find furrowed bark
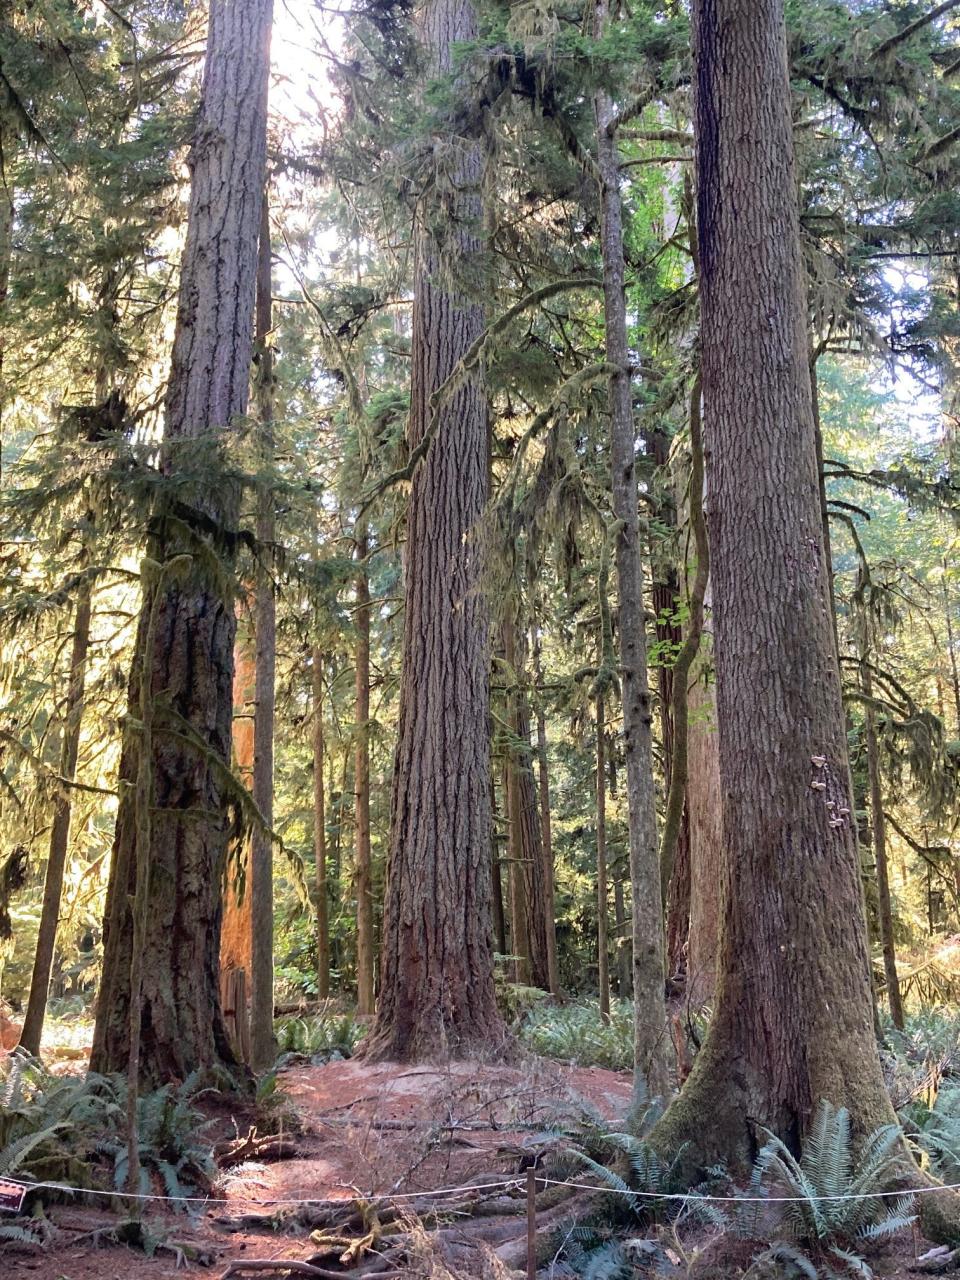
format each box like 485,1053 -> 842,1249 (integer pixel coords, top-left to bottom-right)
652,0 -> 896,1165
92,0 -> 274,1084
360,0 -> 502,1060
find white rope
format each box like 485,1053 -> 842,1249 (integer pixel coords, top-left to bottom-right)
8,1171 -> 959,1209
537,1175 -> 952,1203
10,1175 -> 525,1207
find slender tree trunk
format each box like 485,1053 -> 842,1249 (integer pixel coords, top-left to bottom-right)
594,14 -> 670,1101
313,649 -> 330,999
0,137 -> 11,490
250,191 -> 276,1071
360,0 -> 502,1060
596,695 -> 611,1023
531,630 -> 559,996
354,526 -> 375,1015
503,613 -> 551,990
20,578 -> 93,1056
861,657 -> 904,1029
685,622 -> 722,1006
220,630 -> 255,1062
491,776 -> 508,959
652,0 -> 895,1164
943,559 -> 960,737
649,429 -> 692,989
505,755 -> 531,986
91,0 -> 274,1083
613,870 -> 630,996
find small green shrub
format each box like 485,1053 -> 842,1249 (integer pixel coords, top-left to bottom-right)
904,1083 -> 960,1180
750,1100 -> 915,1278
520,1000 -> 634,1071
0,1053 -> 216,1206
274,1012 -> 363,1062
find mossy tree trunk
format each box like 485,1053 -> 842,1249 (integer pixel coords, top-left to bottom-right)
91,0 -> 274,1085
651,0 -> 896,1163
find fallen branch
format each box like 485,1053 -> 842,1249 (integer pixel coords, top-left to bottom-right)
215,1126 -> 300,1168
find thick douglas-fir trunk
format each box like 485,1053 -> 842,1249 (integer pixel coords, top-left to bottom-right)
594,9 -> 670,1100
91,0 -> 274,1084
21,578 -> 92,1056
360,0 -> 502,1060
653,0 -> 895,1163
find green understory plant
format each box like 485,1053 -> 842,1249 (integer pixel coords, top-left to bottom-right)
750,1100 -> 915,1278
0,1053 -> 217,1207
274,1012 -> 363,1063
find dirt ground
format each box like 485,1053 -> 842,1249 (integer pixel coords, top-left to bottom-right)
1,1052 -> 941,1279
3,1054 -> 636,1279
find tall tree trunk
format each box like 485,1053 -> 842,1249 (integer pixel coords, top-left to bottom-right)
595,695 -> 611,1023
659,381 -> 708,1004
91,0 -> 274,1084
250,190 -> 276,1071
652,0 -> 895,1164
0,134 -> 11,491
20,578 -> 93,1056
505,755 -> 531,986
861,656 -> 904,1029
650,429 -> 692,990
943,558 -> 960,737
360,0 -> 502,1060
503,613 -> 551,990
491,775 -> 508,959
220,630 -> 256,1063
531,630 -> 560,996
594,11 -> 670,1101
685,620 -> 722,1006
354,526 -> 375,1015
313,649 -> 330,999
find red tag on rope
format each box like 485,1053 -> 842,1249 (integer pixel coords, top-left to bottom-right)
0,1180 -> 27,1214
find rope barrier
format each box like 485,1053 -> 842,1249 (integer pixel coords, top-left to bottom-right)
6,1170 -> 958,1210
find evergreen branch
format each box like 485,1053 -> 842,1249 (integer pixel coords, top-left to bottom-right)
871,0 -> 960,61
924,124 -> 960,160
883,810 -> 951,860
357,277 -> 603,518
499,362 -> 617,510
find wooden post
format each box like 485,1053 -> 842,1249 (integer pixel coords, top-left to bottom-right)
526,1166 -> 536,1280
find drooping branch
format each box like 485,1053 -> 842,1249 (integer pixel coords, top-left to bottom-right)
871,0 -> 960,61
357,277 -> 603,518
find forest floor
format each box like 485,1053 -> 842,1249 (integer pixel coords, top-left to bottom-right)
2,1037 -> 941,1279
6,1052 -> 637,1279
